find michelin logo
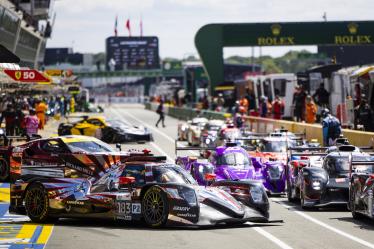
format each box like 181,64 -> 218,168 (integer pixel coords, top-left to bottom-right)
173,206 -> 190,212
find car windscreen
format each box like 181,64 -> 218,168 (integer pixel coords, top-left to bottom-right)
261,140 -> 287,152
329,156 -> 372,173
152,165 -> 197,185
216,152 -> 251,168
66,140 -> 115,153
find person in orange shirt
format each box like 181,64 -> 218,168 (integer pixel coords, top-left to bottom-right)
35,100 -> 48,129
239,97 -> 249,114
305,95 -> 317,124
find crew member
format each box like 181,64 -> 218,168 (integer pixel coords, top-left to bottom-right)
321,108 -> 341,146
155,100 -> 166,128
35,100 -> 48,129
305,95 -> 317,124
24,109 -> 39,136
0,104 -> 16,136
354,96 -> 374,131
272,95 -> 284,120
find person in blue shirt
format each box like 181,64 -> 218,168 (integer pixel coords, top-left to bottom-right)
321,108 -> 342,146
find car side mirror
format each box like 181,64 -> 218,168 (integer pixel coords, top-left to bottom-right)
205,173 -> 216,185
118,176 -> 136,191
116,143 -> 122,151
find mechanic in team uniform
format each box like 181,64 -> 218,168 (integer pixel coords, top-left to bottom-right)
354,96 -> 374,131
321,108 -> 342,146
0,104 -> 16,135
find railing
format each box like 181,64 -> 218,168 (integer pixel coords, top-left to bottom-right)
145,103 -> 374,146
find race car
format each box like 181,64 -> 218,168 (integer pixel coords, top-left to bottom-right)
178,117 -> 208,146
58,116 -> 153,143
10,152 -> 269,227
287,145 -> 373,209
175,142 -> 269,217
348,160 -> 374,220
0,133 -> 42,181
200,119 -> 226,148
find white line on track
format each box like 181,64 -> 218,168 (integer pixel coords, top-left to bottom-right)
112,107 -> 199,156
112,106 -> 294,249
273,200 -> 374,248
247,222 -> 293,249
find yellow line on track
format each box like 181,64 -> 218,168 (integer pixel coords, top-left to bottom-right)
16,224 -> 37,240
37,224 -> 54,244
0,188 -> 10,202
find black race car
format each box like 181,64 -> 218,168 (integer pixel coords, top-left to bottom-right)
58,116 -> 153,143
287,146 -> 373,209
349,160 -> 374,220
10,148 -> 269,227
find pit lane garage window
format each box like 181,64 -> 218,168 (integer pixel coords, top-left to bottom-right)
66,140 -> 115,153
121,165 -> 146,186
152,165 -> 197,184
216,152 -> 251,168
260,140 -> 287,153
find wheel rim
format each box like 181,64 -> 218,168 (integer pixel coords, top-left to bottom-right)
143,190 -> 165,224
26,188 -> 46,217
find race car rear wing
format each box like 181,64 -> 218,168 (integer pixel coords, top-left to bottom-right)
0,134 -> 42,146
174,140 -> 216,155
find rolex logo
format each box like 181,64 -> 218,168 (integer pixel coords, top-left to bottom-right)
347,22 -> 358,35
271,24 -> 282,36
15,71 -> 21,80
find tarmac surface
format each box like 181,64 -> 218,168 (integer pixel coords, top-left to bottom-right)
2,104 -> 374,249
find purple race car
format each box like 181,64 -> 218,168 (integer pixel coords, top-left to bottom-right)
176,140 -> 286,194
175,141 -> 269,220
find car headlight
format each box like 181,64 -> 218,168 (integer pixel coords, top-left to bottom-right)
205,138 -> 211,144
312,181 -> 321,190
250,186 -> 264,203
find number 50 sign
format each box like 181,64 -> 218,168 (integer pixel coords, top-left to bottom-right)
4,69 -> 50,82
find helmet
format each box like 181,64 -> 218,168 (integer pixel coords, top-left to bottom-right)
321,108 -> 330,118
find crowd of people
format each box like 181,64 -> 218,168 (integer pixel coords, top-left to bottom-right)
0,94 -> 77,137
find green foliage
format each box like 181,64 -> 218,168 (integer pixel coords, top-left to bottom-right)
225,50 -> 329,73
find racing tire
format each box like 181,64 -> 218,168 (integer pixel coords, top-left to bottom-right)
350,189 -> 363,220
142,186 -> 169,228
24,183 -> 56,223
300,191 -> 312,210
286,180 -> 295,202
0,159 -> 9,182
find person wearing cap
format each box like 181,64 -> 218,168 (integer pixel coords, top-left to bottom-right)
354,95 -> 374,131
305,95 -> 317,124
321,108 -> 341,146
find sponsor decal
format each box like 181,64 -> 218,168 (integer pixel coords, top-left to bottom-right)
66,200 -> 84,205
173,206 -> 190,212
65,162 -> 94,176
176,213 -> 197,218
334,23 -> 372,45
257,24 -> 295,46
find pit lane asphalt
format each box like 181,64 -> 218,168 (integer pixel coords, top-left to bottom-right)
46,104 -> 374,249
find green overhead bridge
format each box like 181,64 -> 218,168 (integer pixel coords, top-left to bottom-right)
195,21 -> 374,95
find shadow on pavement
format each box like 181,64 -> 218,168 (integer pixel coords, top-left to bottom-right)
330,216 -> 374,230
272,198 -> 349,213
50,218 -> 283,231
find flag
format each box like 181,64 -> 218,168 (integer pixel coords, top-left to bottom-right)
140,15 -> 143,37
126,19 -> 131,37
114,15 -> 118,36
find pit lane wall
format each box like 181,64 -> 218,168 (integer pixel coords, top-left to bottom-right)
145,103 -> 374,146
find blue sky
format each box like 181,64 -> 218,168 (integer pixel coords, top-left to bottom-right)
48,0 -> 374,59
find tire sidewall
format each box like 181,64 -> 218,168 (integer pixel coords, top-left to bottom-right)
142,186 -> 169,227
25,183 -> 50,223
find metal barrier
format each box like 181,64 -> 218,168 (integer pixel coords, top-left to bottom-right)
144,103 -> 374,146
